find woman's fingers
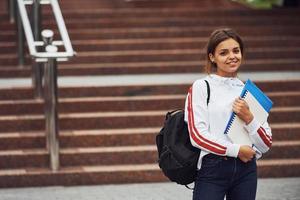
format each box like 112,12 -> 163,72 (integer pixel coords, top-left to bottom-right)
232,98 -> 253,124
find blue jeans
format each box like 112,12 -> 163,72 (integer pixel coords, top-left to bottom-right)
193,154 -> 257,200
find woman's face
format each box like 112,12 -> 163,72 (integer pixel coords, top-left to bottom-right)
209,38 -> 242,77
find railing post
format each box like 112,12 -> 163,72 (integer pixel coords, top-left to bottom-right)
33,0 -> 41,40
44,44 -> 60,171
8,0 -> 16,23
16,1 -> 24,66
42,30 -> 59,171
42,29 -> 54,151
32,0 -> 43,98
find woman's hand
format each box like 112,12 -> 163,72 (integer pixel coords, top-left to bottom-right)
232,97 -> 254,124
238,145 -> 256,163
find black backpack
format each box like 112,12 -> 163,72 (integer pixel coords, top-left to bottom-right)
156,80 -> 210,185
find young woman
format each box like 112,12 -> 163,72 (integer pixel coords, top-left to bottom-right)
184,28 -> 272,200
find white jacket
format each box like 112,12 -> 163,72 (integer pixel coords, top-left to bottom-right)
184,74 -> 272,169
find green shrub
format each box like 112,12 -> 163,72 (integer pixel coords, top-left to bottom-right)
234,0 -> 283,9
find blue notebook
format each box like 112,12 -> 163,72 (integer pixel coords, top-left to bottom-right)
224,79 -> 273,146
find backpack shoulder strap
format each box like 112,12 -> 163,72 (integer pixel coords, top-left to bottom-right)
204,80 -> 210,105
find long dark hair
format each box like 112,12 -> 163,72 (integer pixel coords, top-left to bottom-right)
205,28 -> 244,74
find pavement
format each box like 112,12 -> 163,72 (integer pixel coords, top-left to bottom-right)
0,178 -> 299,200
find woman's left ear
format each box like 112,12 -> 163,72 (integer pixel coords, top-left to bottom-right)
209,53 -> 214,63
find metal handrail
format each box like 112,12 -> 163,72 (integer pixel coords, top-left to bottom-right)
17,0 -> 75,61
10,0 -> 75,171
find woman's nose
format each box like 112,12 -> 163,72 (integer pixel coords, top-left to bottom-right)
228,51 -> 235,59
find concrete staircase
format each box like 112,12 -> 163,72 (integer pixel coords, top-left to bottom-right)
0,0 -> 299,187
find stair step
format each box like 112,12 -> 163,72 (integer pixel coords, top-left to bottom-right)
0,140 -> 299,169
3,7 -> 300,20
0,123 -> 299,150
263,141 -> 300,160
1,59 -> 300,77
61,26 -> 300,39
59,142 -> 300,165
0,95 -> 184,115
4,47 -> 300,59
0,163 -> 166,187
2,16 -> 300,30
44,8 -> 300,19
257,158 -> 300,178
269,107 -> 300,123
60,145 -> 157,167
0,80 -> 299,100
52,0 -> 248,9
35,20 -> 300,30
0,131 -> 46,150
2,37 -> 300,53
0,128 -> 158,150
2,48 -> 300,66
0,107 -> 298,132
0,145 -> 156,169
271,123 -> 300,141
69,37 -> 300,50
0,158 -> 299,187
59,127 -> 159,148
0,59 -> 300,70
1,27 -> 300,42
0,149 -> 48,169
0,92 -> 299,115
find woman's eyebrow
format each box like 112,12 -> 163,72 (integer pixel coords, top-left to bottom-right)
219,48 -> 229,51
219,46 -> 240,51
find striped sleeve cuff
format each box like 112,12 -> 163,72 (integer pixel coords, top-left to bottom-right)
226,143 -> 241,158
244,118 -> 260,133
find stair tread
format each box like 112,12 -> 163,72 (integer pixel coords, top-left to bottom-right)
23,7 -> 300,14
0,158 -> 300,176
62,127 -> 159,136
61,145 -> 156,154
13,17 -> 299,26
270,123 -> 300,129
0,140 -> 299,154
2,58 -> 300,71
0,127 -> 159,137
0,145 -> 156,155
0,79 -> 299,93
61,141 -> 300,153
0,107 -> 299,119
1,123 -> 300,137
0,163 -> 159,176
0,149 -> 47,156
46,25 -> 300,33
0,91 -> 300,104
257,158 -> 300,166
2,48 -> 300,59
0,110 -> 166,119
1,36 -> 299,47
0,94 -> 185,105
1,61 -> 202,70
68,48 -> 300,57
273,141 -> 300,146
2,25 -> 300,34
271,107 -> 300,112
0,115 -> 44,120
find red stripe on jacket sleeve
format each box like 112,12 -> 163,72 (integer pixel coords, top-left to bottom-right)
187,87 -> 227,155
257,127 -> 272,148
